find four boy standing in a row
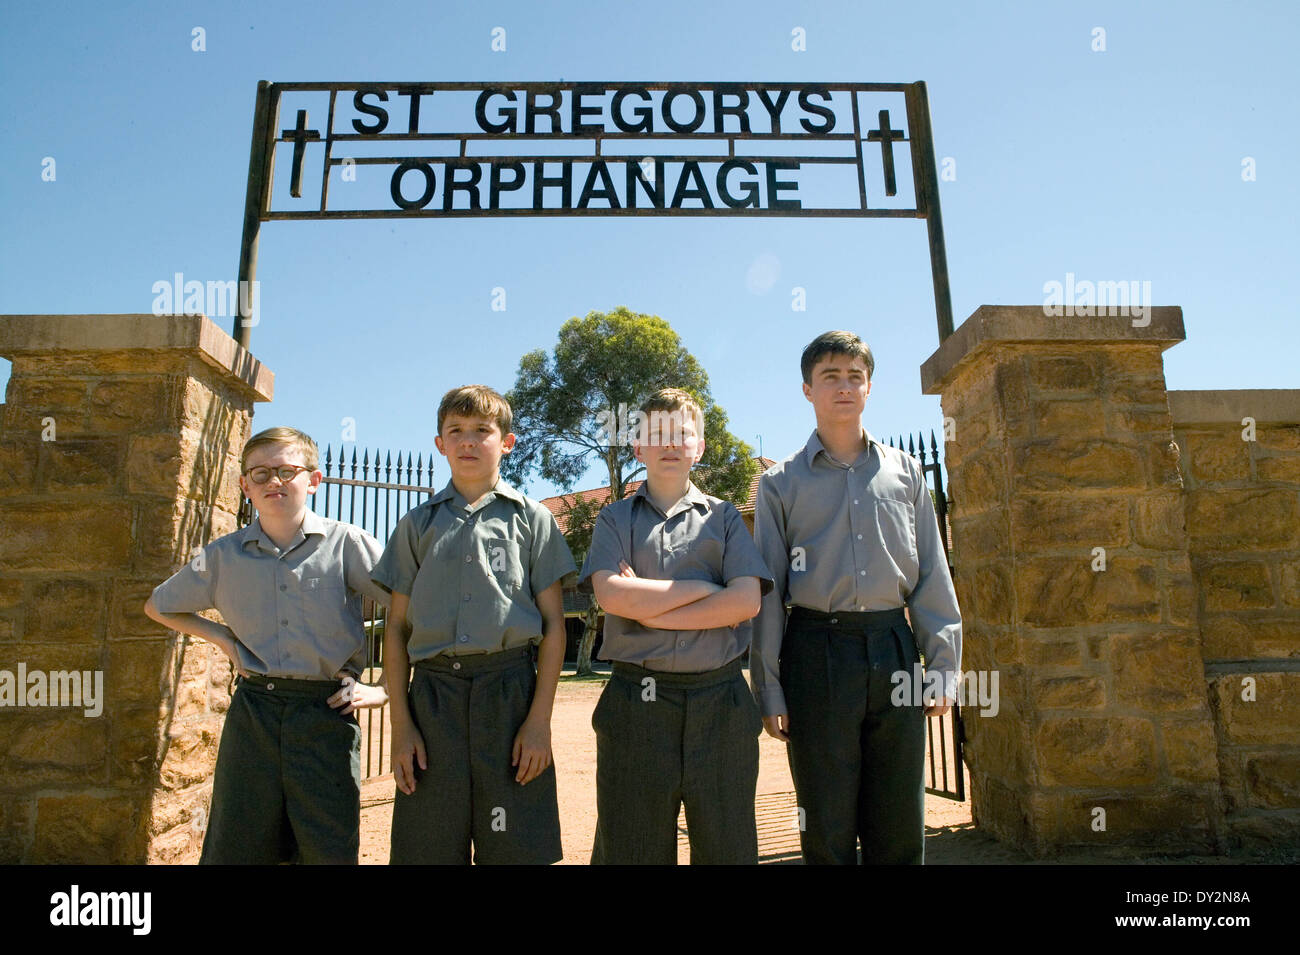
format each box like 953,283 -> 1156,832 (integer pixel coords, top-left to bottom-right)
146,329 -> 961,865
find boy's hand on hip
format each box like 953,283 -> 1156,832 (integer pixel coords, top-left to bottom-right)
924,697 -> 954,717
512,716 -> 553,785
391,716 -> 427,796
327,672 -> 389,716
763,714 -> 790,742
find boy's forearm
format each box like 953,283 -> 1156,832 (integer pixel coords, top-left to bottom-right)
146,604 -> 239,657
382,618 -> 413,724
594,574 -> 718,619
640,578 -> 761,630
526,622 -> 565,724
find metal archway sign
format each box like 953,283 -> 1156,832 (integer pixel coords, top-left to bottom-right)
234,80 -> 952,348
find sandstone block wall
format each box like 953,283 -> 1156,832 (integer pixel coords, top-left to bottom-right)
1170,389 -> 1300,847
0,315 -> 271,862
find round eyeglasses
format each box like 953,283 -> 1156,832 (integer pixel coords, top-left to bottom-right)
244,464 -> 312,485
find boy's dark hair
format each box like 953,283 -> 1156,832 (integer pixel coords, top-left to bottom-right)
437,384 -> 513,436
800,330 -> 875,384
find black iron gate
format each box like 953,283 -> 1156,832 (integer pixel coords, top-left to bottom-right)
887,430 -> 964,802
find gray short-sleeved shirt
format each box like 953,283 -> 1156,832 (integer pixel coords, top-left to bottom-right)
371,479 -> 577,662
150,509 -> 391,680
577,482 -> 774,673
751,428 -> 963,716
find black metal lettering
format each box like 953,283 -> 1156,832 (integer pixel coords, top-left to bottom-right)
476,88 -> 518,133
662,88 -> 705,134
390,160 -> 436,209
532,161 -> 572,208
398,86 -> 430,134
443,162 -> 483,211
352,88 -> 389,134
571,84 -> 604,135
713,87 -> 751,134
670,161 -> 713,208
755,89 -> 791,134
765,161 -> 801,209
526,89 -> 563,134
577,161 -> 620,209
797,87 -> 835,134
626,159 -> 663,209
717,159 -> 759,208
489,160 -> 526,209
611,87 -> 653,133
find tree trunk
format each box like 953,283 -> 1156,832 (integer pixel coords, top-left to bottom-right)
575,596 -> 601,676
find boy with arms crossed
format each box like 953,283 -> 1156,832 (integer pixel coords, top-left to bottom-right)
751,332 -> 962,865
145,426 -> 390,864
579,388 -> 773,864
375,385 -> 575,865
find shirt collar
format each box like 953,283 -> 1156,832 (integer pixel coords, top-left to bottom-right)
803,428 -> 878,468
242,508 -> 328,554
632,479 -> 710,518
431,477 -> 526,512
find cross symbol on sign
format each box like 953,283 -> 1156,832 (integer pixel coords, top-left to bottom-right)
866,109 -> 905,197
280,109 -> 321,199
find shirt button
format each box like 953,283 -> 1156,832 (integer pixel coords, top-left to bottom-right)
465,555 -> 473,563
857,534 -> 863,540
859,570 -> 866,576
452,661 -> 462,670
459,635 -> 469,643
678,640 -> 686,648
266,682 -> 275,691
854,499 -> 860,505
830,618 -> 838,624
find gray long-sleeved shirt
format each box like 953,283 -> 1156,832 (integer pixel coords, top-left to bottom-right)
751,428 -> 962,717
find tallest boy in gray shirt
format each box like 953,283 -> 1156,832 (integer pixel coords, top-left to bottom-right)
752,330 -> 962,865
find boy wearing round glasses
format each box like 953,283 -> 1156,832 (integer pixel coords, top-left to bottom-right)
144,426 -> 391,864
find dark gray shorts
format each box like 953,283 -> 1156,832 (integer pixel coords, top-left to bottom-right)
201,674 -> 361,865
591,655 -> 762,865
390,646 -> 562,865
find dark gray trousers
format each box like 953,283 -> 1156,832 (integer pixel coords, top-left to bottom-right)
591,656 -> 762,865
390,646 -> 562,865
201,675 -> 361,865
781,607 -> 926,865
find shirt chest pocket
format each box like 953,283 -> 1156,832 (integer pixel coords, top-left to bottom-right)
482,538 -> 525,592
874,498 -> 918,567
299,576 -> 349,631
664,532 -> 725,584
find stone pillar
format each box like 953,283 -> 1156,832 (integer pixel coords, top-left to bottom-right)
920,305 -> 1223,856
0,314 -> 272,862
1169,389 -> 1300,846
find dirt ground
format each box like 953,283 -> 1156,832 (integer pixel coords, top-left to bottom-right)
358,670 -> 1291,865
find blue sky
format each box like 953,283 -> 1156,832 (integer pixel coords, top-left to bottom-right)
2,0 -> 1296,500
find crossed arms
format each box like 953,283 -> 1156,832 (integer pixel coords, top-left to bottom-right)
591,561 -> 761,631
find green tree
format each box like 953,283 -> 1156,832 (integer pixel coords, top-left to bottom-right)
502,306 -> 758,674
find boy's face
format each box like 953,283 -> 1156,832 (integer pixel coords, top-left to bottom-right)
803,354 -> 872,425
436,413 -> 516,483
239,442 -> 321,518
633,409 -> 705,481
